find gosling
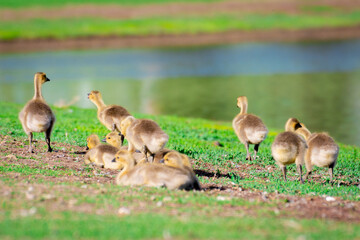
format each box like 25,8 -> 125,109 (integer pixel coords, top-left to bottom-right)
104,131 -> 144,164
88,90 -> 130,145
114,150 -> 198,190
161,151 -> 201,190
271,118 -> 307,183
120,116 -> 169,162
19,72 -> 55,153
84,134 -> 122,169
288,118 -> 339,181
232,96 -> 268,160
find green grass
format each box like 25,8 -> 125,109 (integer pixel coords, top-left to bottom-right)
2,12 -> 360,40
1,211 -> 359,239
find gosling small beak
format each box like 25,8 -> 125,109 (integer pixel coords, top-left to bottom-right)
87,93 -> 90,99
159,159 -> 165,164
85,146 -> 89,150
101,138 -> 106,143
46,78 -> 50,82
111,158 -> 116,163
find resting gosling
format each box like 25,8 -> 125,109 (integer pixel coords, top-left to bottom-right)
114,150 -> 197,190
19,72 -> 55,153
232,96 -> 268,160
84,134 -> 122,169
162,151 -> 201,190
271,118 -> 307,183
288,119 -> 339,181
104,131 -> 145,164
88,90 -> 130,145
120,116 -> 169,162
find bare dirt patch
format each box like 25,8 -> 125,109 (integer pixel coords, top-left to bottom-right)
1,134 -> 360,222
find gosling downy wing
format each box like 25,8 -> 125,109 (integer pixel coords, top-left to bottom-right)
271,132 -> 305,166
235,114 -> 268,144
100,105 -> 131,131
21,99 -> 55,133
307,133 -> 339,167
135,119 -> 169,153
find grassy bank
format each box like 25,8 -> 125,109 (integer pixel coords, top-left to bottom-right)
1,0 -> 360,41
1,101 -> 359,199
2,12 -> 360,40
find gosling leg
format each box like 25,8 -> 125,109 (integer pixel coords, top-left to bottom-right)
329,162 -> 335,182
253,143 -> 260,160
281,166 -> 287,182
297,164 -> 304,184
45,128 -> 53,152
245,142 -> 252,160
143,145 -> 149,162
28,132 -> 34,153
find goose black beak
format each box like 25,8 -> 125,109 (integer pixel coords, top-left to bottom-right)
111,158 -> 116,163
85,146 -> 89,150
101,138 -> 106,143
46,78 -> 50,82
159,159 -> 165,164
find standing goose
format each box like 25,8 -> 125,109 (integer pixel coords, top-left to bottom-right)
271,118 -> 307,183
232,96 -> 268,160
19,72 -> 55,153
88,90 -> 130,145
287,118 -> 339,181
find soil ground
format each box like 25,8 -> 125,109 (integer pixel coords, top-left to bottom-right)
1,0 -> 360,53
1,135 -> 359,222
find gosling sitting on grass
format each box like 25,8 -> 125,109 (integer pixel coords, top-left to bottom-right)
84,134 -> 122,169
120,116 -> 169,162
113,149 -> 200,190
288,118 -> 339,182
88,90 -> 131,146
19,72 -> 55,153
232,96 -> 268,160
162,151 -> 201,190
271,118 -> 307,183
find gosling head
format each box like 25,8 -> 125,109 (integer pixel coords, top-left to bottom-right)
285,118 -> 302,132
112,149 -> 131,165
120,116 -> 135,136
104,132 -> 122,147
34,72 -> 50,85
86,134 -> 101,150
87,90 -> 101,102
161,152 -> 185,169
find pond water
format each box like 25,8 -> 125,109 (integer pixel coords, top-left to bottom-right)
1,40 -> 360,146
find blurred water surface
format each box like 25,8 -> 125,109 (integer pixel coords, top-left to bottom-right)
1,40 -> 359,146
